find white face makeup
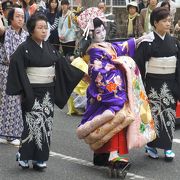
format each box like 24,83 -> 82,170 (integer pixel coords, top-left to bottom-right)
93,24 -> 106,43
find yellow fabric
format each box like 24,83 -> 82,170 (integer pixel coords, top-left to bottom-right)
127,13 -> 138,36
71,57 -> 88,96
67,96 -> 77,115
144,7 -> 152,33
67,57 -> 89,115
71,57 -> 88,74
140,102 -> 152,124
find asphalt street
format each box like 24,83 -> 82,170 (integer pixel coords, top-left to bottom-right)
0,105 -> 180,180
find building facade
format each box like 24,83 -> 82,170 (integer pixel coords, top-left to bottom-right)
70,0 -> 180,38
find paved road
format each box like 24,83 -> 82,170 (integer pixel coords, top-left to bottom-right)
0,106 -> 180,180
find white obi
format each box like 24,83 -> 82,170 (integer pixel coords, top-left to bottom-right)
26,66 -> 55,84
146,56 -> 177,74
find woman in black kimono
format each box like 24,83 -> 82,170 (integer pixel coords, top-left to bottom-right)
135,7 -> 180,161
6,13 -> 85,170
46,0 -> 61,50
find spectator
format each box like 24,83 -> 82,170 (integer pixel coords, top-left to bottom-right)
160,1 -> 174,34
140,0 -> 158,34
97,1 -> 117,40
1,0 -> 13,27
138,0 -> 148,13
12,0 -> 22,8
161,1 -> 170,11
21,0 -> 37,23
174,19 -> 180,40
157,0 -> 176,22
126,1 -> 143,38
58,0 -> 76,57
46,0 -> 61,50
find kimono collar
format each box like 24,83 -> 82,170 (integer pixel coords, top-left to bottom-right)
154,30 -> 166,40
39,42 -> 43,48
8,26 -> 24,36
136,31 -> 155,47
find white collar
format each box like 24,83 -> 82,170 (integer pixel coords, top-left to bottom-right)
39,42 -> 43,48
154,31 -> 166,40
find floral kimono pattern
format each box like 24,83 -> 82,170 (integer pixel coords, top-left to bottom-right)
0,26 -> 28,139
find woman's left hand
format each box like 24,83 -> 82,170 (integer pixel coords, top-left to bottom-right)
82,73 -> 90,84
122,41 -> 129,52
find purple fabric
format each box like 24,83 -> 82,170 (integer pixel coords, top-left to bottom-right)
81,39 -> 135,125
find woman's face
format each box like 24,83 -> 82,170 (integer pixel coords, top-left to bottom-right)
162,4 -> 170,11
149,0 -> 157,7
154,16 -> 171,35
50,0 -> 58,10
61,4 -> 69,13
31,20 -> 48,44
93,24 -> 106,43
11,8 -> 24,30
128,6 -> 137,15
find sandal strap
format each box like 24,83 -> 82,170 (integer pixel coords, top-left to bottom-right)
111,157 -> 128,162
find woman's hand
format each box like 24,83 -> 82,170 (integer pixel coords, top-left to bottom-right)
59,35 -> 65,41
122,41 -> 129,52
82,73 -> 90,84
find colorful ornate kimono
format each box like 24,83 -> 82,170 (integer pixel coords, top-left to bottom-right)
135,31 -> 180,150
77,38 -> 156,153
0,26 -> 28,139
6,38 -> 84,161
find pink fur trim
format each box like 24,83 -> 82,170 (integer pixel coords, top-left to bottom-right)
89,115 -> 134,151
76,110 -> 115,139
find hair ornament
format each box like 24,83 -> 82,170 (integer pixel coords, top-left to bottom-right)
77,7 -> 108,40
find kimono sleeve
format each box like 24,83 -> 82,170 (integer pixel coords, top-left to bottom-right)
54,54 -> 84,109
134,42 -> 149,81
112,38 -> 136,58
87,47 -> 123,105
173,40 -> 180,100
6,45 -> 35,111
6,50 -> 24,95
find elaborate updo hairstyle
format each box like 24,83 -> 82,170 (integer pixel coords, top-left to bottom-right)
93,17 -> 105,29
150,7 -> 170,27
26,13 -> 48,36
79,17 -> 105,57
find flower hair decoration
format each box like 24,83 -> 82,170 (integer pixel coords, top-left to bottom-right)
77,7 -> 114,40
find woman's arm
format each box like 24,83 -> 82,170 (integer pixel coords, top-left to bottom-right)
0,15 -> 5,36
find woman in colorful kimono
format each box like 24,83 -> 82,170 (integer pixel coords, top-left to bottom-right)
0,8 -> 28,146
6,13 -> 85,170
135,7 -> 180,161
76,7 -> 156,174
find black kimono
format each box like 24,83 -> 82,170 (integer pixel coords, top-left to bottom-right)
134,32 -> 180,150
6,37 -> 84,161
